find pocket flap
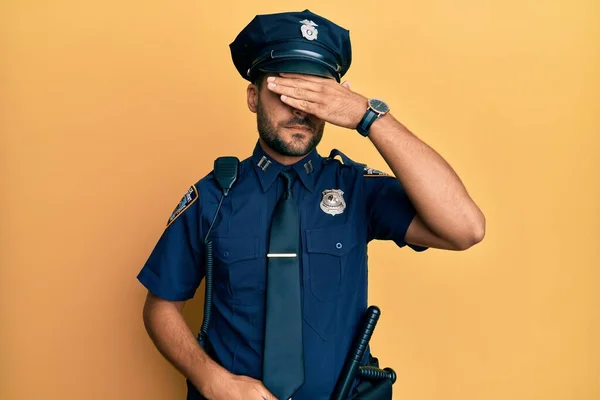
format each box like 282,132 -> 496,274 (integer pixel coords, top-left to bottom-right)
306,224 -> 358,257
214,236 -> 259,264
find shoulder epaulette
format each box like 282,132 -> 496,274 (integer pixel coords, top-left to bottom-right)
327,149 -> 392,177
326,149 -> 366,168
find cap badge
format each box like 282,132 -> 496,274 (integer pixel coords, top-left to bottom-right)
320,189 -> 346,216
299,19 -> 318,41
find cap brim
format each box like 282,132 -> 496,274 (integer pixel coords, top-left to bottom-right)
258,59 -> 338,81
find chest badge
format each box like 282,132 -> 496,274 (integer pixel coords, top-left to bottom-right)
320,189 -> 346,216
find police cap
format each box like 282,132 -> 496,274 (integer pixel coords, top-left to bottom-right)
230,9 -> 352,83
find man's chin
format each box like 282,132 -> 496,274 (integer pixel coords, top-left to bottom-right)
258,127 -> 322,157
279,144 -> 311,157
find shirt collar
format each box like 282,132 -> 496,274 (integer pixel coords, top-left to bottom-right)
251,141 -> 323,193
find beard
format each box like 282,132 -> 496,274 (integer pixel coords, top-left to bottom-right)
256,99 -> 324,157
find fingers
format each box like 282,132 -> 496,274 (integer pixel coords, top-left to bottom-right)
267,80 -> 322,103
257,383 -> 278,400
251,385 -> 269,400
268,75 -> 325,93
268,73 -> 362,128
278,72 -> 333,84
264,393 -> 277,400
279,94 -> 319,116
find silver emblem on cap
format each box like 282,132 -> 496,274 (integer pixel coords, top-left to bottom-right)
320,189 -> 345,216
299,19 -> 318,41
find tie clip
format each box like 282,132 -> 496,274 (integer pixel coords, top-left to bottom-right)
267,253 -> 297,258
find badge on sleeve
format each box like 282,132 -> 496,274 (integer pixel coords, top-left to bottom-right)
320,189 -> 346,216
363,166 -> 391,177
167,185 -> 198,227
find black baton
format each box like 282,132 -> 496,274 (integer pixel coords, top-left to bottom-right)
330,305 -> 381,400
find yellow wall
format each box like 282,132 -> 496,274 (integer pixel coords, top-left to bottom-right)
2,0 -> 598,399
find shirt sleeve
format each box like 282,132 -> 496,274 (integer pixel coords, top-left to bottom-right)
137,184 -> 205,301
364,174 -> 428,252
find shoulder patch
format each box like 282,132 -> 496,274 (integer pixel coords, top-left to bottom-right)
167,185 -> 198,227
363,166 -> 391,177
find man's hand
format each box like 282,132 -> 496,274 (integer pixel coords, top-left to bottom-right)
266,73 -> 368,129
204,373 -> 278,400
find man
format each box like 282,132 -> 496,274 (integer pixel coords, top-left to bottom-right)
137,9 -> 485,400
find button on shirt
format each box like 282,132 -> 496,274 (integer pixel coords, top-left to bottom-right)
137,141 -> 427,400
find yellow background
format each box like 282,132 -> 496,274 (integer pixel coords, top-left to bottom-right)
2,0 -> 598,399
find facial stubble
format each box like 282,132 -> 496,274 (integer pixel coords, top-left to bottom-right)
256,99 -> 324,157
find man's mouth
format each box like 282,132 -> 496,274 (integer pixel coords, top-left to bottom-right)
286,124 -> 312,132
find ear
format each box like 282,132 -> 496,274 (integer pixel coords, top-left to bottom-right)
247,83 -> 259,113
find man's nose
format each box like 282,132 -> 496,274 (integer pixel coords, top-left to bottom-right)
292,107 -> 308,119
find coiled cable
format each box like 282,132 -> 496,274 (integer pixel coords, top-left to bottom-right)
198,194 -> 224,347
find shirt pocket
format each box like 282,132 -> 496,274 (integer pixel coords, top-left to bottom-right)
306,224 -> 359,301
213,235 -> 266,305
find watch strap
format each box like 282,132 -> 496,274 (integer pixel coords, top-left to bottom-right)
356,108 -> 380,137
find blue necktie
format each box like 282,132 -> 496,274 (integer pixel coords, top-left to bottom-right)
263,170 -> 305,399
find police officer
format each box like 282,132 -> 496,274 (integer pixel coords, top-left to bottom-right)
137,9 -> 485,400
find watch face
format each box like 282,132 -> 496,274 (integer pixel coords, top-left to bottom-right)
369,99 -> 389,114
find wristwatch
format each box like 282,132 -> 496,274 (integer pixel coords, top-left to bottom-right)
356,98 -> 390,137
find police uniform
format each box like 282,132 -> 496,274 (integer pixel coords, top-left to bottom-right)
137,9 -> 427,400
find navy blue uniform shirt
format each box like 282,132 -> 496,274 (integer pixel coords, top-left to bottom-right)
137,141 -> 426,399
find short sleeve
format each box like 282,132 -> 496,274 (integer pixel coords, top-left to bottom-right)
364,174 -> 428,252
137,185 -> 205,301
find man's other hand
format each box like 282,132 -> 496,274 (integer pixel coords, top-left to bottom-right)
206,373 -> 278,400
